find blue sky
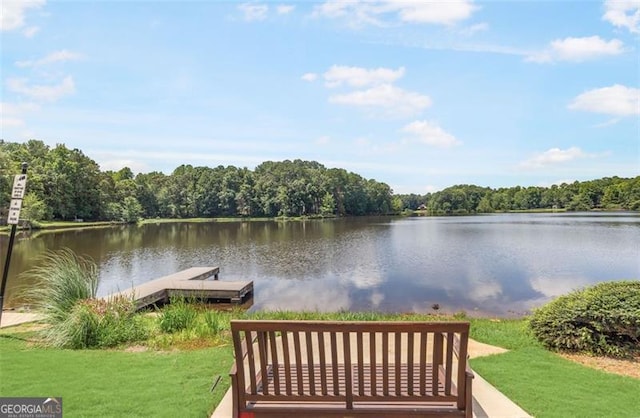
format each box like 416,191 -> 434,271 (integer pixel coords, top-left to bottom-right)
1,1 -> 638,193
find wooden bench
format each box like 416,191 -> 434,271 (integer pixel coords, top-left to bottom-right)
230,320 -> 473,418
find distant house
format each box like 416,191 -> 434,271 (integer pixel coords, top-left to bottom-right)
417,204 -> 427,211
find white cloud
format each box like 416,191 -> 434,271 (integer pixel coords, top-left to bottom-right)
6,76 -> 76,102
568,84 -> 639,116
276,4 -> 295,15
329,84 -> 431,116
520,147 -> 589,169
313,0 -> 477,26
401,120 -> 461,148
389,0 -> 478,25
238,2 -> 268,22
323,65 -> 405,88
97,158 -> 152,174
603,0 -> 640,33
526,36 -> 624,63
1,0 -> 45,31
460,22 -> 488,36
301,72 -> 318,82
0,101 -> 40,129
23,26 -> 39,37
16,50 -> 84,68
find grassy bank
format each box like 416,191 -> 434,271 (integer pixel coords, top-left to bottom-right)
469,318 -> 640,418
0,216 -> 340,235
0,334 -> 233,417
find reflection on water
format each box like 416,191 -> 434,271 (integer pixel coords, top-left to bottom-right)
1,213 -> 639,316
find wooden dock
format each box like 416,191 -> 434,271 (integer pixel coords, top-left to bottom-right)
106,267 -> 253,310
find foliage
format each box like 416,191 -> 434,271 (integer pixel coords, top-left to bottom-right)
529,280 -> 640,358
157,298 -> 199,333
1,140 -> 395,221
21,192 -> 49,221
20,248 -> 99,325
58,297 -> 148,349
19,249 -> 146,348
2,140 -> 638,222
396,177 -> 640,214
203,310 -> 224,335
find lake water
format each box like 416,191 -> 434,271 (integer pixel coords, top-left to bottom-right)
2,213 -> 639,316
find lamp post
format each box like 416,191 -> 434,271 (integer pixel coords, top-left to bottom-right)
0,162 -> 28,326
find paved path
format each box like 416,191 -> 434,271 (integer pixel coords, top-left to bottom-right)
212,337 -> 531,418
0,311 -> 43,328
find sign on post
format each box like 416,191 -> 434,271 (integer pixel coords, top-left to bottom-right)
1,163 -> 28,326
7,199 -> 22,225
11,174 -> 27,199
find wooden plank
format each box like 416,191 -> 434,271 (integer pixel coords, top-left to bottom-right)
420,332 -> 427,396
445,332 -> 454,395
104,267 -> 255,310
342,331 -> 353,409
432,332 -> 442,396
268,331 -> 280,395
369,332 -> 377,396
330,333 -> 339,396
306,331 -> 316,396
407,332 -> 414,395
245,330 -> 257,394
281,331 -> 292,395
318,332 -> 328,395
395,332 -> 401,396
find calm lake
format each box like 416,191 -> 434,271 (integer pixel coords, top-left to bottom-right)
2,212 -> 639,316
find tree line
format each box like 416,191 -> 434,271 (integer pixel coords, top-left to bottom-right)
1,140 -> 638,224
397,177 -> 640,214
0,140 -> 397,222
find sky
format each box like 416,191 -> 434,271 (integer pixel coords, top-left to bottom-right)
1,0 -> 639,194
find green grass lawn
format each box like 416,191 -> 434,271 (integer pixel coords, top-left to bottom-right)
469,318 -> 640,418
2,313 -> 639,418
0,334 -> 234,417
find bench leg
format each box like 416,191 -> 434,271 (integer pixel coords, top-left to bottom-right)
465,372 -> 473,418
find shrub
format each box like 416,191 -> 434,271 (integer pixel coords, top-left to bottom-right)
203,310 -> 223,336
20,249 -> 147,348
158,298 -> 198,333
529,280 -> 640,358
43,296 -> 148,349
21,248 -> 98,324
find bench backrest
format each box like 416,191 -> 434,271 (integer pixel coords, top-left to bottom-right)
231,320 -> 470,409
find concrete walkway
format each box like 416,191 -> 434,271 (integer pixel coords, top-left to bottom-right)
0,311 -> 43,328
212,338 -> 531,418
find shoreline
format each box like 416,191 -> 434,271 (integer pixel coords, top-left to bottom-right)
2,209 -> 637,236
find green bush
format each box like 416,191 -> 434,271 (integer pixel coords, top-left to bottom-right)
529,280 -> 640,358
21,248 -> 98,324
49,297 -> 148,349
203,310 -> 223,335
158,298 -> 198,333
20,249 -> 147,348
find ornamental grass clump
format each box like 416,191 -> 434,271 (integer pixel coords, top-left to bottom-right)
21,249 -> 147,348
21,248 -> 98,326
529,280 -> 640,358
158,297 -> 198,333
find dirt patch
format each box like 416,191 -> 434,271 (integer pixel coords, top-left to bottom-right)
124,345 -> 149,353
560,353 -> 640,379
